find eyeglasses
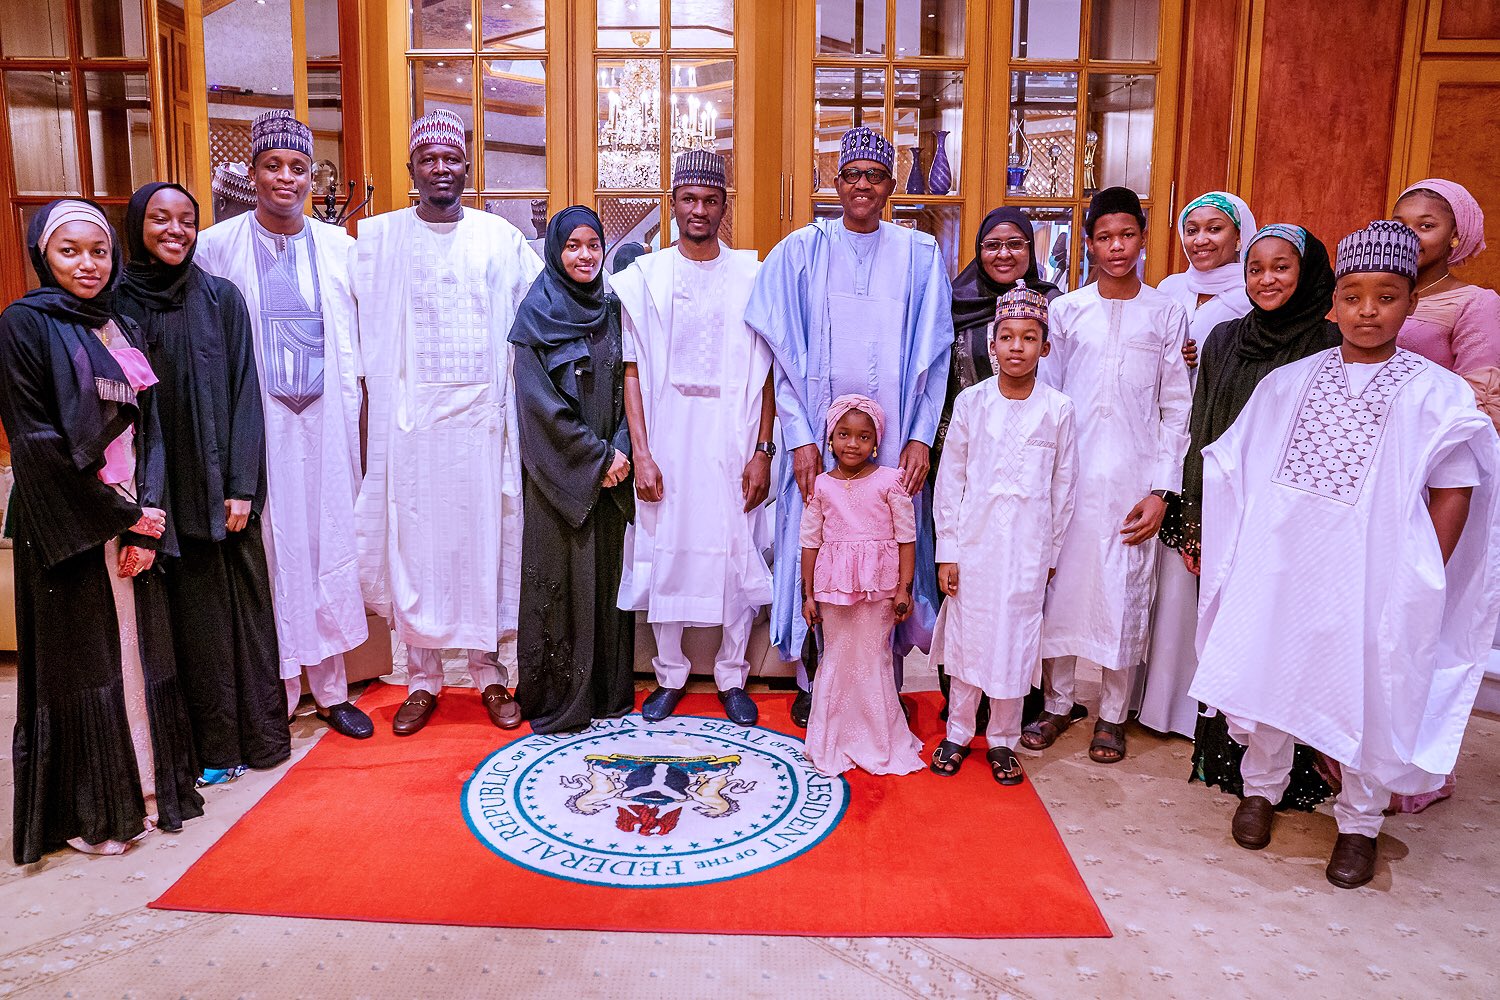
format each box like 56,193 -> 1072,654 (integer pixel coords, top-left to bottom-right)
980,238 -> 1031,255
837,167 -> 892,185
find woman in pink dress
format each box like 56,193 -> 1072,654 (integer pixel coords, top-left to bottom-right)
800,394 -> 924,777
1393,178 -> 1500,375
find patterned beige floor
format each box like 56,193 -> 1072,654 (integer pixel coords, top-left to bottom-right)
3,652 -> 1498,999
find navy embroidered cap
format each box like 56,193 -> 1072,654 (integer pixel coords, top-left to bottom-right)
838,126 -> 895,173
1335,220 -> 1420,282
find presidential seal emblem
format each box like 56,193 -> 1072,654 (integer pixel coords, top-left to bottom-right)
461,715 -> 849,888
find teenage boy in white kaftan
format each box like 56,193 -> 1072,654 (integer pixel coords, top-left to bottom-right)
930,285 -> 1077,786
1191,221 -> 1499,890
745,126 -> 954,727
351,110 -> 541,736
1025,186 -> 1191,764
615,151 -> 774,727
196,110 -> 372,739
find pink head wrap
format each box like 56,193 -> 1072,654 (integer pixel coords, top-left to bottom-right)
1399,178 -> 1487,266
826,393 -> 885,444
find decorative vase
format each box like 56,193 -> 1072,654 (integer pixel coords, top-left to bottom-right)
927,130 -> 952,195
905,148 -> 927,195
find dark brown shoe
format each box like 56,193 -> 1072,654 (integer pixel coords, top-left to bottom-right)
482,684 -> 522,730
1326,833 -> 1378,889
392,690 -> 438,736
1232,795 -> 1275,850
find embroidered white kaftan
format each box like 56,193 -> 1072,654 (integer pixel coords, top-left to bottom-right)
1039,282 -> 1192,671
931,380 -> 1078,698
350,208 -> 541,649
614,246 -> 773,627
197,214 -> 367,676
1191,348 -> 1500,793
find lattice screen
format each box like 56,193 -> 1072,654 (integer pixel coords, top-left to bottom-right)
209,119 -> 252,168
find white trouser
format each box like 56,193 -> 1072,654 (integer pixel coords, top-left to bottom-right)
284,653 -> 350,715
653,609 -> 755,691
945,677 -> 1024,750
407,646 -> 503,696
1042,655 -> 1133,724
1230,718 -> 1388,838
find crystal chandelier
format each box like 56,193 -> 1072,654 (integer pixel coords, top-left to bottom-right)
598,35 -> 718,189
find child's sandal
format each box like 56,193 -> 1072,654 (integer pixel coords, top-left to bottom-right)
987,747 -> 1025,786
930,740 -> 969,776
1089,720 -> 1127,764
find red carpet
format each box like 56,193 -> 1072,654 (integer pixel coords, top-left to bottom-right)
151,685 -> 1109,938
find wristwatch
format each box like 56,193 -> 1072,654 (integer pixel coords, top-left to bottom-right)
755,441 -> 777,459
1150,489 -> 1176,501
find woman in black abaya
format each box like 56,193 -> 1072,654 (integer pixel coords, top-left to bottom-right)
117,182 -> 288,781
1,199 -> 202,863
509,206 -> 635,734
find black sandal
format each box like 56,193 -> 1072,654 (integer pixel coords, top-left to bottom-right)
1020,711 -> 1074,751
930,740 -> 969,776
987,747 -> 1024,785
1089,720 -> 1127,764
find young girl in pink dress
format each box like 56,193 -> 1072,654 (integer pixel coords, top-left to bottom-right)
800,394 -> 925,777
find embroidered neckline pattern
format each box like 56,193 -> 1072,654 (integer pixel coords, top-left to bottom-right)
1272,348 -> 1426,505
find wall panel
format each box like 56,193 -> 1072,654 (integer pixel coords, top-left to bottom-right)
1425,81 -> 1500,289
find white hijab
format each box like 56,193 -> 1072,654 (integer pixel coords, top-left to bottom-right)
1177,191 -> 1257,297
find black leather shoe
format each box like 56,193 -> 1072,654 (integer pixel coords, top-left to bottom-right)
791,689 -> 812,728
318,701 -> 373,739
641,685 -> 686,722
1326,833 -> 1378,889
1232,795 -> 1275,850
719,687 -> 758,726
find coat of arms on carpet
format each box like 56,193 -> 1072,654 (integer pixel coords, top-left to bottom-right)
461,715 -> 850,888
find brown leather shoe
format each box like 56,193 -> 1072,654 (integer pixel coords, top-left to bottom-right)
392,690 -> 438,736
482,684 -> 522,730
1326,833 -> 1378,889
1231,795 -> 1275,850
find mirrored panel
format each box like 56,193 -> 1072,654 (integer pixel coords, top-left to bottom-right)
893,68 -> 962,196
0,0 -> 68,58
411,57 -> 478,190
1087,72 -> 1154,193
1012,0 -> 1082,60
5,71 -> 81,195
893,202 -> 961,275
482,58 -> 546,191
598,0 -> 661,49
670,58 -> 734,187
483,0 -> 546,50
597,58 -> 662,190
306,0 -> 341,59
81,0 -> 147,58
1009,70 -> 1078,199
1090,0 -> 1159,61
86,71 -> 153,197
204,0 -> 295,174
412,0 -> 474,50
671,0 -> 734,48
817,0 -> 886,57
1010,205 -> 1076,292
598,195 -> 663,271
814,65 -> 887,194
893,0 -> 964,58
307,68 -> 345,206
485,196 -> 549,243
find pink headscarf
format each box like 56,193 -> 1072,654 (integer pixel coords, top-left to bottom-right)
826,393 -> 885,444
1400,178 -> 1487,266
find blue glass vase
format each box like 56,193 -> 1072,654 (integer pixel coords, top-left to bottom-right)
928,130 -> 953,195
905,148 -> 927,195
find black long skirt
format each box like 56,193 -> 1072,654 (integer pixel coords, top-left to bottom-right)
167,518 -> 289,771
514,480 -> 635,735
11,535 -> 204,864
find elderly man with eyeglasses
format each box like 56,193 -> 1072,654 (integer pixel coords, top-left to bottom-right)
745,125 -> 954,726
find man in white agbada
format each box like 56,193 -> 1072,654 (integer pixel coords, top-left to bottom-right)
615,151 -> 775,727
1191,221 -> 1500,890
350,110 -> 542,736
196,110 -> 372,739
930,285 -> 1077,785
1024,186 -> 1191,763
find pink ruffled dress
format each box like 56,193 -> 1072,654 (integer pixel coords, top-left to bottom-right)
799,465 -> 924,777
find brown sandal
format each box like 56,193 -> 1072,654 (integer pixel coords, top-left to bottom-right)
1089,720 -> 1127,764
1020,711 -> 1074,751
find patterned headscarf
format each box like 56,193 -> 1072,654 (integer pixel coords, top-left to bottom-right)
1247,223 -> 1307,257
1398,178 -> 1487,266
826,393 -> 886,444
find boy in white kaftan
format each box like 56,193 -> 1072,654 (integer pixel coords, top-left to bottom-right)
1191,221 -> 1500,888
195,111 -> 369,735
616,152 -> 774,726
931,285 -> 1077,780
351,111 -> 542,735
1035,191 -> 1190,755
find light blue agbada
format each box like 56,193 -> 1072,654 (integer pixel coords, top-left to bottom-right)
744,218 -> 954,664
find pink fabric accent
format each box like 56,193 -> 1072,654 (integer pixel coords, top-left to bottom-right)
98,345 -> 159,486
1400,178 -> 1487,266
804,598 -> 924,777
1396,285 -> 1500,375
825,392 -> 885,443
800,466 -> 915,605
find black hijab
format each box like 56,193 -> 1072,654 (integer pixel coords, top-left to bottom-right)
120,182 -> 199,312
509,206 -> 609,359
950,207 -> 1058,337
19,198 -> 124,328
